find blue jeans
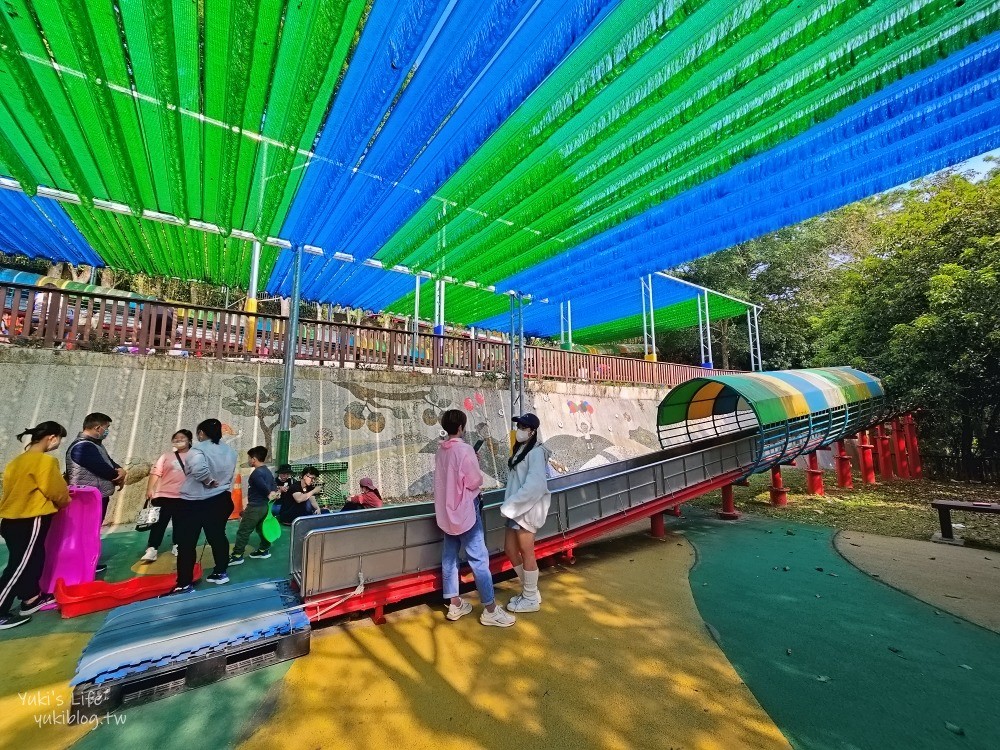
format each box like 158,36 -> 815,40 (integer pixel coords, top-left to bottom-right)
441,504 -> 494,606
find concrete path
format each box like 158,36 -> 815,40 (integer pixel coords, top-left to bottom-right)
835,530 -> 1000,633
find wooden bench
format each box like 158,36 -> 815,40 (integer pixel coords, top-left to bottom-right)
930,500 -> 1000,545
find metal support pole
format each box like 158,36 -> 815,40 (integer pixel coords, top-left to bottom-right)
747,310 -> 756,371
753,305 -> 762,371
245,240 -> 261,352
770,466 -> 787,507
904,414 -> 922,479
891,419 -> 911,479
703,290 -> 713,369
835,440 -> 854,489
875,424 -> 894,479
806,452 -> 825,495
518,294 -> 526,412
647,274 -> 656,362
412,275 -> 421,364
276,244 -> 302,466
697,294 -> 706,364
509,294 -> 516,419
560,302 -> 565,347
649,512 -> 666,539
718,484 -> 740,520
858,431 -> 877,485
567,299 -> 573,347
641,278 -> 649,357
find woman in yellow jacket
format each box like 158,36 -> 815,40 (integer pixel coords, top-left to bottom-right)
0,421 -> 70,630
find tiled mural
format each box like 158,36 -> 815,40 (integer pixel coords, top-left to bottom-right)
0,350 -> 665,524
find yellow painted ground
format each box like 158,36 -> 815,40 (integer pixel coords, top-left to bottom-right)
0,632 -> 92,748
129,544 -> 216,576
241,531 -> 790,750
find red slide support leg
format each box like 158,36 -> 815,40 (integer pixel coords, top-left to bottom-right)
650,512 -> 666,539
806,452 -> 825,496
770,466 -> 788,507
891,418 -> 911,479
834,440 -> 854,489
875,424 -> 894,479
904,414 -> 922,479
718,484 -> 740,520
858,431 -> 876,485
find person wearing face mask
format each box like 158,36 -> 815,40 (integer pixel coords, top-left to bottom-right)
169,419 -> 238,594
138,430 -> 193,563
0,421 -> 70,630
65,413 -> 125,574
500,413 -> 551,613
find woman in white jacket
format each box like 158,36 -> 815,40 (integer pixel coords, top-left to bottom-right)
500,413 -> 551,612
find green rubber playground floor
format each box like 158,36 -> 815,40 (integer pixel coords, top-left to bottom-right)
679,510 -> 1000,750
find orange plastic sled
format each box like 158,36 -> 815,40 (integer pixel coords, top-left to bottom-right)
54,564 -> 203,618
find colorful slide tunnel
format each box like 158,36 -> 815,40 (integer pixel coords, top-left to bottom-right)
657,367 -> 889,476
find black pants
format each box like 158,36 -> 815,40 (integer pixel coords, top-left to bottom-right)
0,515 -> 53,616
174,492 -> 233,587
146,497 -> 181,549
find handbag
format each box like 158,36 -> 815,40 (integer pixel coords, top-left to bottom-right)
135,497 -> 160,531
135,449 -> 184,531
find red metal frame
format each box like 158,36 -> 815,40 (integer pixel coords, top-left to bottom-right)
303,469 -> 744,624
903,414 -> 922,479
769,466 -> 788,507
718,484 -> 740,520
805,452 -> 825,496
857,431 -> 876,485
834,440 -> 854,489
891,418 -> 911,479
875,424 -> 894,479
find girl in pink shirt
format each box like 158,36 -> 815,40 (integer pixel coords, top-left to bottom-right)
139,430 -> 192,562
434,409 -> 514,628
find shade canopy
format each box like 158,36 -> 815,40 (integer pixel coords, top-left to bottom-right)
1,1 -> 999,337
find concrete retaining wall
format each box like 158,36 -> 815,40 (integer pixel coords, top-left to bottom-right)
0,350 -> 667,525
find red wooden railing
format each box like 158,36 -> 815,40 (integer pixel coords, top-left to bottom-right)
0,282 -> 740,387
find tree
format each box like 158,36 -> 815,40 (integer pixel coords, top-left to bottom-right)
222,376 -> 308,455
661,203 -> 873,369
813,168 -> 1000,469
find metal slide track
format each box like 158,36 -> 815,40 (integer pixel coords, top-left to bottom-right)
294,434 -> 757,623
70,580 -> 309,718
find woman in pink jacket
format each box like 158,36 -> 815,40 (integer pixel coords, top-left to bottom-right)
434,409 -> 514,628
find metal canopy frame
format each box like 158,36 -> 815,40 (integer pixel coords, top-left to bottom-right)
657,272 -> 763,371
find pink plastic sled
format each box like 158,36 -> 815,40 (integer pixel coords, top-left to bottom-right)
39,485 -> 103,594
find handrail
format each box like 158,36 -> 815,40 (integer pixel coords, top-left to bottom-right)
0,280 -> 742,387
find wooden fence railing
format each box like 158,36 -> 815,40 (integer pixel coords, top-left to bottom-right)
0,282 -> 740,387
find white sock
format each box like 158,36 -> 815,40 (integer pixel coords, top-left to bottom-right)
522,568 -> 540,602
514,564 -> 524,585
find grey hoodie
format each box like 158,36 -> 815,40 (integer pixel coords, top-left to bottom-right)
180,440 -> 238,501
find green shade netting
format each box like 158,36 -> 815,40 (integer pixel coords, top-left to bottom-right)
372,0 -> 996,287
572,293 -> 749,345
0,0 -> 366,282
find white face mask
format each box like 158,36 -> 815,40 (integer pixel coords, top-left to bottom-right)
515,428 -> 531,443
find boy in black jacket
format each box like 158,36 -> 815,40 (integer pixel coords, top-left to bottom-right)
229,446 -> 278,564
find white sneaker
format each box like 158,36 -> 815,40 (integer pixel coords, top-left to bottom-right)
140,547 -> 158,563
171,545 -> 178,557
507,594 -> 540,613
446,599 -> 473,621
480,605 -> 516,627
